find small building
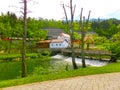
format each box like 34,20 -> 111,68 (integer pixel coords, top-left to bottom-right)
36,32 -> 70,49
50,39 -> 69,48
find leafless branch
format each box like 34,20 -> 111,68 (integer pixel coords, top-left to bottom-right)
86,10 -> 91,30
86,10 -> 91,25
79,8 -> 83,29
62,4 -> 69,24
72,4 -> 76,18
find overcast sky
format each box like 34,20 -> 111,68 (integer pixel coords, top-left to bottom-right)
0,0 -> 120,20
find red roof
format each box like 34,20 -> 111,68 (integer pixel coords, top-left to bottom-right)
51,39 -> 64,43
36,39 -> 64,44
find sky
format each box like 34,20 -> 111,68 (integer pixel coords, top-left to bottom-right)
0,0 -> 120,20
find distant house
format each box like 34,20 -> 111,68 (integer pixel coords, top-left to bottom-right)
36,32 -> 70,49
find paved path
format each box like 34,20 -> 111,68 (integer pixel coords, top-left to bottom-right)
2,72 -> 120,90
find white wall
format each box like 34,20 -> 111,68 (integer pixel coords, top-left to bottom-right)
50,42 -> 68,48
57,36 -> 70,45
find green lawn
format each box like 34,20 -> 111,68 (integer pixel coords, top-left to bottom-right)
0,58 -> 120,88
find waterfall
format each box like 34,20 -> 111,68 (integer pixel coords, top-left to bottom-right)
51,54 -> 108,67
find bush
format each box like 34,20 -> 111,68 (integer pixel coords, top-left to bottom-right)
32,67 -> 49,75
41,50 -> 50,56
93,36 -> 108,45
26,53 -> 38,59
106,42 -> 120,62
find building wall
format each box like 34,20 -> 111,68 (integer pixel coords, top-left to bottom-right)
50,42 -> 68,48
57,36 -> 71,46
36,43 -> 49,48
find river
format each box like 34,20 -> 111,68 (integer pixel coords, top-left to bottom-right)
51,54 -> 109,67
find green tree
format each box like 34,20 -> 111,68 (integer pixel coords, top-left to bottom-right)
106,32 -> 120,62
106,42 -> 120,62
91,18 -> 120,38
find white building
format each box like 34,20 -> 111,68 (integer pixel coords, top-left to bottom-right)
50,32 -> 70,48
50,39 -> 68,48
36,32 -> 70,49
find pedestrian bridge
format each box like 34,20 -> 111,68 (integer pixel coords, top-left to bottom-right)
37,48 -> 111,60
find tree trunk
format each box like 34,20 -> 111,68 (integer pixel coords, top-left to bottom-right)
8,40 -> 12,53
86,43 -> 90,50
22,0 -> 27,77
70,0 -> 78,69
79,8 -> 86,68
81,31 -> 86,68
110,55 -> 117,62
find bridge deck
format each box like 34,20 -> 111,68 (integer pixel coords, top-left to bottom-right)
61,49 -> 111,56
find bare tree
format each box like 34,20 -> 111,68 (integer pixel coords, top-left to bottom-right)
70,0 -> 78,69
20,0 -> 27,77
62,0 -> 78,69
17,0 -> 38,77
80,8 -> 91,68
62,4 -> 69,34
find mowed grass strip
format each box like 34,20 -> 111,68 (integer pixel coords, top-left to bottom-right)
0,59 -> 120,88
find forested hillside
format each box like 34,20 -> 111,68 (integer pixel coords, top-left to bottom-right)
0,12 -> 120,40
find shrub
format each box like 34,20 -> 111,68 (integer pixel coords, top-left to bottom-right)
106,42 -> 120,62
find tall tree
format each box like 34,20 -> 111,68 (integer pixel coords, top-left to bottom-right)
91,18 -> 120,38
20,0 -> 27,77
62,0 -> 78,69
79,8 -> 91,68
70,0 -> 78,69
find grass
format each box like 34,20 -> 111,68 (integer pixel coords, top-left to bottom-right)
0,59 -> 120,88
0,53 -> 38,61
0,57 -> 50,81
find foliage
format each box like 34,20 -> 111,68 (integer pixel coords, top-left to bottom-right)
74,32 -> 81,40
105,32 -> 120,61
93,34 -> 109,45
32,67 -> 49,75
0,12 -> 65,40
1,12 -> 120,40
0,53 -> 40,61
91,18 -> 120,38
110,32 -> 120,42
0,55 -> 50,81
106,42 -> 120,61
